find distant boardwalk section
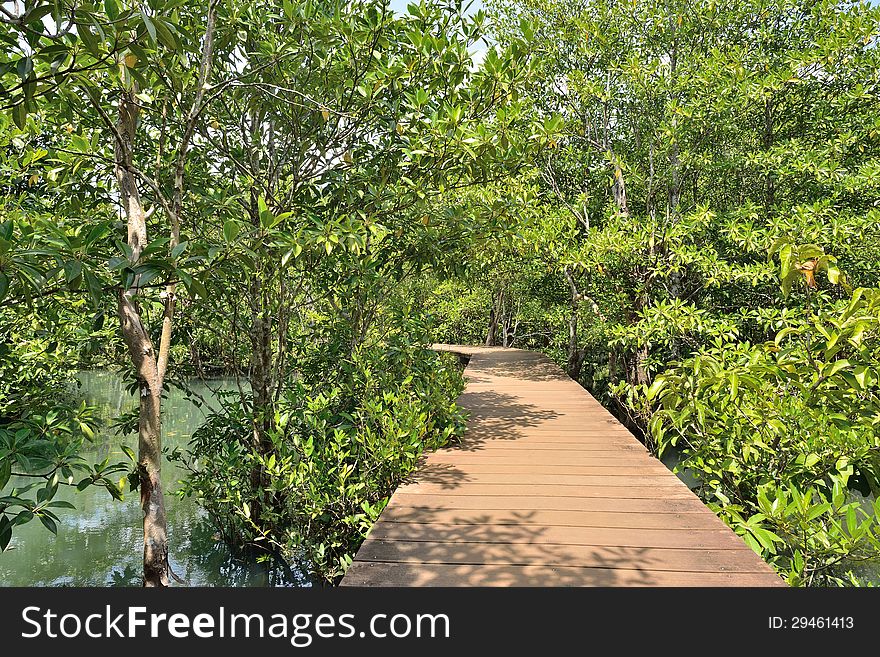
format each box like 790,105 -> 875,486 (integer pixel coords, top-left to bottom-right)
342,345 -> 784,587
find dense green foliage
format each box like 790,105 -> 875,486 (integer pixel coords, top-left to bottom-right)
175,340 -> 465,580
2,0 -> 879,586
0,212 -> 129,551
1,0 -> 536,583
638,276 -> 880,585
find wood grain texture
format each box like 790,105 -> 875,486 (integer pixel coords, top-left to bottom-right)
341,345 -> 784,587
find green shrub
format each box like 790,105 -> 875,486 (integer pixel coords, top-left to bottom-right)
174,343 -> 466,582
631,285 -> 880,585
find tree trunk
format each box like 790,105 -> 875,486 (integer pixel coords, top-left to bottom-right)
485,289 -> 503,346
631,344 -> 650,386
763,97 -> 775,216
501,295 -> 513,347
104,3 -> 217,585
628,293 -> 651,387
118,294 -> 168,587
247,273 -> 275,528
567,306 -> 584,380
113,88 -> 169,587
563,267 -> 585,380
612,161 -> 629,215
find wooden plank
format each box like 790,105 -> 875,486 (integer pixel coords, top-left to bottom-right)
355,539 -> 773,573
412,464 -> 674,475
366,520 -> 749,550
342,562 -> 786,587
445,443 -> 648,452
424,454 -> 660,466
396,483 -> 696,499
342,346 -> 784,588
389,493 -> 710,514
378,507 -> 724,529
405,473 -> 687,487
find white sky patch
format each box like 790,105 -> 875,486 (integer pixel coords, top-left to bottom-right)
470,45 -> 487,68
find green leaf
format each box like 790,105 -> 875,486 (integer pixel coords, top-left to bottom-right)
645,378 -> 665,401
824,359 -> 851,378
806,502 -> 831,521
0,271 -> 9,303
46,501 -> 76,510
223,220 -> 240,243
16,57 -> 33,81
0,459 -> 11,490
104,0 -> 120,20
751,527 -> 781,553
792,550 -> 804,573
0,524 -> 11,551
39,514 -> 57,535
84,222 -> 110,246
827,264 -> 841,284
36,483 -> 55,503
258,197 -> 274,229
12,103 -> 27,130
63,260 -> 82,285
779,244 -> 792,279
83,268 -> 104,307
781,270 -> 799,297
185,276 -> 208,300
25,5 -> 54,23
853,365 -> 869,389
799,244 -> 824,260
152,17 -> 178,51
142,12 -> 157,45
78,25 -> 100,57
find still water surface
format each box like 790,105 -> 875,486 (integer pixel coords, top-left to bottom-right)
0,370 -> 303,587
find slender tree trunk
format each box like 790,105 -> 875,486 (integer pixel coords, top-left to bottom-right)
563,267 -> 584,379
764,97 -> 775,216
632,344 -> 650,386
612,161 -> 629,215
629,293 -> 651,387
486,289 -> 503,346
567,306 -> 583,380
501,294 -> 513,347
114,88 -> 169,587
247,272 -> 274,526
118,294 -> 168,586
485,307 -> 496,346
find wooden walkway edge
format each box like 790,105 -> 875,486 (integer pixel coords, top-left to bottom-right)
341,345 -> 784,587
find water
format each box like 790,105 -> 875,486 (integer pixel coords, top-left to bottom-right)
0,370 -> 304,587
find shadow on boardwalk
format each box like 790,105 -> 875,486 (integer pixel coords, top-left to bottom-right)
354,507 -> 658,586
447,389 -> 560,450
475,355 -> 570,382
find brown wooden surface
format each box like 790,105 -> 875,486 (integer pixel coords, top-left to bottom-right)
341,345 -> 784,587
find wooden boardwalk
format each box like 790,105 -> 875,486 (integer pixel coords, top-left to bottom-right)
341,345 -> 784,587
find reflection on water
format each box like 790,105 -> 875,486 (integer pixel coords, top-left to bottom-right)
0,370 -> 308,587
